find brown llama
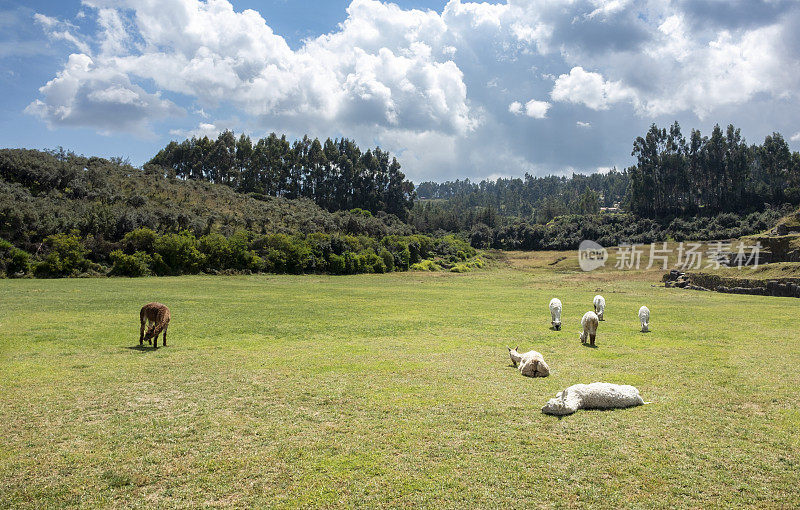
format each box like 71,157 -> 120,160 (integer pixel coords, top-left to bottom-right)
140,302 -> 171,348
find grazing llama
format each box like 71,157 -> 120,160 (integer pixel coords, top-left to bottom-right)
140,302 -> 171,348
506,347 -> 550,377
549,298 -> 562,330
580,311 -> 599,347
593,295 -> 605,320
639,306 -> 650,332
541,382 -> 648,416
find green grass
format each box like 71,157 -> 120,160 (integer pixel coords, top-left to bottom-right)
1,258 -> 799,508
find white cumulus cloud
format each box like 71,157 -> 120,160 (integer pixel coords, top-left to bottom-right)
22,0 -> 800,180
25,53 -> 182,135
551,66 -> 635,111
524,99 -> 550,118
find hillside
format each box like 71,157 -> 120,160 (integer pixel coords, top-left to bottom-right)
0,148 -> 412,250
0,149 -> 488,278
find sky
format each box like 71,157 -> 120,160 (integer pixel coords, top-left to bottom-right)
1,0 -> 800,183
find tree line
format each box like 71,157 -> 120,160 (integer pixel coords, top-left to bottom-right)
0,148 -> 484,278
0,228 -> 483,279
148,132 -> 415,220
411,122 -> 800,237
411,170 -> 629,232
627,122 -> 800,218
0,148 -> 414,250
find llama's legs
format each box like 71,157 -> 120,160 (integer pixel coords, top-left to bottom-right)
139,319 -> 145,346
162,325 -> 168,347
590,334 -> 596,347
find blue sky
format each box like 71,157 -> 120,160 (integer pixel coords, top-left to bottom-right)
1,0 -> 799,183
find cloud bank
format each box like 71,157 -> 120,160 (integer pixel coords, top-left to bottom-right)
25,0 -> 800,181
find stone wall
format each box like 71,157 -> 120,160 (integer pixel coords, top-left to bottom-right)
664,270 -> 800,298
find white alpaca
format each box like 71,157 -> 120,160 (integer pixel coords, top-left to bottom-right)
549,298 -> 562,331
541,382 -> 648,416
580,311 -> 599,346
639,306 -> 650,332
593,295 -> 605,320
507,347 -> 550,377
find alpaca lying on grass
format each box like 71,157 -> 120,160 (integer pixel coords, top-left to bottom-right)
507,347 -> 550,377
639,306 -> 650,332
580,311 -> 599,347
541,382 -> 648,416
593,294 -> 605,320
549,298 -> 562,330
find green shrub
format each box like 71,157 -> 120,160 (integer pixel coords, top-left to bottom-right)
410,259 -> 442,271
327,253 -> 346,274
199,233 -> 231,270
0,239 -> 31,277
399,247 -> 411,270
450,264 -> 470,273
123,228 -> 157,254
110,250 -> 152,276
153,230 -> 203,275
33,233 -> 91,277
253,234 -> 314,274
467,257 -> 486,269
7,247 -> 30,276
359,251 -> 385,273
379,248 -> 394,272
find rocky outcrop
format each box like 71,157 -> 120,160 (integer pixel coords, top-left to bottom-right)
664,270 -> 800,298
663,269 -> 691,288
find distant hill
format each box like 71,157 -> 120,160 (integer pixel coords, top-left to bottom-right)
0,149 -> 412,251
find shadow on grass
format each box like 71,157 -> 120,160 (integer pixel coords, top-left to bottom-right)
126,345 -> 160,352
581,343 -> 599,349
544,407 -> 632,420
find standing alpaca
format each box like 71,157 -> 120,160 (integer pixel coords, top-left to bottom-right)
506,347 -> 550,377
549,298 -> 562,331
593,295 -> 605,320
639,306 -> 650,332
140,302 -> 171,348
580,311 -> 599,347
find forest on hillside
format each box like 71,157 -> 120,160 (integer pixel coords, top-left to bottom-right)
149,132 -> 415,220
0,148 -> 481,278
411,122 -> 799,249
1,122 -> 798,277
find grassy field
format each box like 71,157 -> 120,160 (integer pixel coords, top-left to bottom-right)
1,253 -> 799,508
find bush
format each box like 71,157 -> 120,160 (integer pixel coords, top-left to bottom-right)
33,233 -> 91,277
110,250 -> 152,276
123,228 -> 157,254
379,248 -> 395,272
410,259 -> 442,271
399,247 -> 411,270
328,253 -> 346,274
0,238 -> 30,277
153,230 -> 203,275
6,247 -> 30,276
253,234 -> 314,274
199,233 -> 231,270
360,251 -> 386,273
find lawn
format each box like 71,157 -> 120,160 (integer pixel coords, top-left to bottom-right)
1,254 -> 799,508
